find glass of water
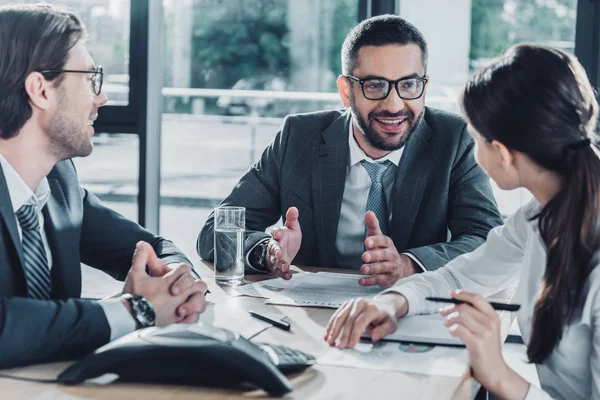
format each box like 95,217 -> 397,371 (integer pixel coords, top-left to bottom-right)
214,206 -> 245,286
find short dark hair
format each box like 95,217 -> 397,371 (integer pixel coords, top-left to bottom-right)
341,14 -> 428,75
0,3 -> 86,140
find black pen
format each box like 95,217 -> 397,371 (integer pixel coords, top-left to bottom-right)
426,297 -> 521,312
249,310 -> 291,331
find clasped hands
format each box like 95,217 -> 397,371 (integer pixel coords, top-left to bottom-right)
264,208 -> 419,288
122,241 -> 208,326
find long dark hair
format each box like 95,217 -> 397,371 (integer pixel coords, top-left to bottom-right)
0,4 -> 85,139
462,44 -> 600,363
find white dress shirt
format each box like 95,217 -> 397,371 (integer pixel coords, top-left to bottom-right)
386,199 -> 600,400
334,123 -> 425,271
0,153 -> 135,341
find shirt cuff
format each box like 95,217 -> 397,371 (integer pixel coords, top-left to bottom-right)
99,298 -> 137,341
380,285 -> 423,316
402,252 -> 427,272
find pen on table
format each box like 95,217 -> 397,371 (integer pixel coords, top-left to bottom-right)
426,297 -> 521,312
249,310 -> 291,331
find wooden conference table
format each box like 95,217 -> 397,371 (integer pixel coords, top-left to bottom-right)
0,260 -> 515,399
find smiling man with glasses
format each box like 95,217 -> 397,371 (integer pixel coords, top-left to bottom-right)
198,15 -> 503,289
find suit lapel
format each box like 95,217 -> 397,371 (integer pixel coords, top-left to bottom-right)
43,178 -> 81,299
0,164 -> 27,277
312,111 -> 351,267
390,117 -> 436,251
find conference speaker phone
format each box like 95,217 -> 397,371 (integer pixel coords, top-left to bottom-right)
57,323 -> 315,396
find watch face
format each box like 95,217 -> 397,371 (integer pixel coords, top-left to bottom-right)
133,296 -> 156,327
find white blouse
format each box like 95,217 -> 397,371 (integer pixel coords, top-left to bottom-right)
388,200 -> 600,400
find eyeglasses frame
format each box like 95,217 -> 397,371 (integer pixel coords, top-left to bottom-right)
345,74 -> 429,101
37,66 -> 104,96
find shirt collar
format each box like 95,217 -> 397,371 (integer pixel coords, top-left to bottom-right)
0,152 -> 51,213
348,120 -> 404,167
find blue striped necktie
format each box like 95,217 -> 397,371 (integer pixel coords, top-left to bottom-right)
361,160 -> 392,235
16,205 -> 52,300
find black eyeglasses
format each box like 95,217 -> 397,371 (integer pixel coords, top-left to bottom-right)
37,66 -> 103,96
345,74 -> 428,100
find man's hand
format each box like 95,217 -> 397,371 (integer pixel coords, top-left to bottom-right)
265,207 -> 302,280
359,211 -> 420,288
324,293 -> 409,349
123,242 -> 208,326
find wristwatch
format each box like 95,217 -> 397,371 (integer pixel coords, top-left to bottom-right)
122,294 -> 156,328
247,239 -> 269,272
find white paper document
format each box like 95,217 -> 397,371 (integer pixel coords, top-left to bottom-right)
234,272 -> 382,308
319,341 -> 469,377
363,313 -> 465,346
197,301 -> 271,339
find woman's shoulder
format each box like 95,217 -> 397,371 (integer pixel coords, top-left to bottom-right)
503,198 -> 541,234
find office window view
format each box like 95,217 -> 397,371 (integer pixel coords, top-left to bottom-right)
1,0 -> 579,256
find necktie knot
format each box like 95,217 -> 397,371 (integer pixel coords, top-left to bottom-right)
16,205 -> 39,231
360,160 -> 392,183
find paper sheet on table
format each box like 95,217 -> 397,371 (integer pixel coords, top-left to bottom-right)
234,271 -> 382,308
362,313 -> 465,346
319,341 -> 469,377
197,301 -> 271,339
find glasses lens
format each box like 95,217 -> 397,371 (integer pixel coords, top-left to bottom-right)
362,79 -> 389,100
93,70 -> 102,95
397,78 -> 424,99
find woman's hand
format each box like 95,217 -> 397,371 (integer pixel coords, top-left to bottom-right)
324,293 -> 409,348
441,290 -> 529,399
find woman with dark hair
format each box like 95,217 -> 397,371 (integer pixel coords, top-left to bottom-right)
324,44 -> 600,400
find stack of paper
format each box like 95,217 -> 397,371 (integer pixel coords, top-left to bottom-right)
236,271 -> 465,346
235,272 -> 382,308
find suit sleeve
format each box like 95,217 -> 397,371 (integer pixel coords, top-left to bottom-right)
0,297 -> 110,369
197,117 -> 292,270
407,124 -> 504,270
79,188 -> 191,281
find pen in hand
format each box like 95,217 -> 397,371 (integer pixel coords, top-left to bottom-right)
426,297 -> 521,312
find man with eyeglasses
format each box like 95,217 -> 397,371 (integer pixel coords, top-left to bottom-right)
198,15 -> 503,287
0,4 -> 207,369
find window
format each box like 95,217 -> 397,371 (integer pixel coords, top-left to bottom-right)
399,0 -> 578,216
159,0 -> 359,252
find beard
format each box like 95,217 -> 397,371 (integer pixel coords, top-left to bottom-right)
349,91 -> 424,151
48,87 -> 93,160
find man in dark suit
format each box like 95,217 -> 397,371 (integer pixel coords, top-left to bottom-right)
198,15 -> 503,288
0,4 -> 207,369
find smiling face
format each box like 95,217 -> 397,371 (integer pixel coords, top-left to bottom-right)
46,40 -> 107,159
338,44 -> 427,154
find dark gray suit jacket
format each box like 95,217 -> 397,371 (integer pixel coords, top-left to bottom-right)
198,108 -> 502,270
0,160 -> 190,369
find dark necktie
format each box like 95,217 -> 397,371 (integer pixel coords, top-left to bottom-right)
16,204 -> 52,299
361,160 -> 392,235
